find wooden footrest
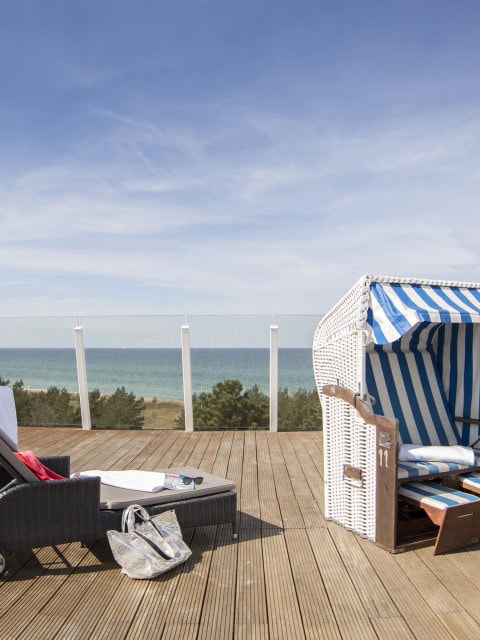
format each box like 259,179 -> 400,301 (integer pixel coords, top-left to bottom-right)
398,481 -> 480,554
460,473 -> 480,494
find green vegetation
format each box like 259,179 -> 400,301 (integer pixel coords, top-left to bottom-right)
278,387 -> 323,429
1,377 -> 322,430
180,379 -> 270,429
11,380 -> 78,427
0,378 -> 145,429
176,378 -> 322,430
88,387 -> 145,429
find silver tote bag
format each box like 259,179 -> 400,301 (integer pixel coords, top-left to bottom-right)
107,504 -> 192,579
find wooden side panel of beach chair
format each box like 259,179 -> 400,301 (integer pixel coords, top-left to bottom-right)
321,384 -> 400,552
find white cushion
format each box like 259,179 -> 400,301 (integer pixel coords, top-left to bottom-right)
399,444 -> 475,465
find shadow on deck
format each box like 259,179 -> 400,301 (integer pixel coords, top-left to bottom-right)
2,427 -> 480,640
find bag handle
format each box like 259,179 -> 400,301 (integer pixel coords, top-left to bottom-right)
132,529 -> 176,560
122,504 -> 150,532
121,504 -> 177,560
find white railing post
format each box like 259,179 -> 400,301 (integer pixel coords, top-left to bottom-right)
181,325 -> 194,432
74,325 -> 92,431
269,325 -> 279,432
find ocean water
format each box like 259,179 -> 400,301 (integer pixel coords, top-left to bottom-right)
0,348 -> 315,400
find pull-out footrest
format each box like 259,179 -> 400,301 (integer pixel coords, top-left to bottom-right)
460,473 -> 480,494
398,481 -> 480,554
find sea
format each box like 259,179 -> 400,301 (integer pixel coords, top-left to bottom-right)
0,348 -> 315,400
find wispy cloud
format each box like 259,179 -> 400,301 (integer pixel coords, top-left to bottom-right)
3,104 -> 480,291
2,1 -> 480,319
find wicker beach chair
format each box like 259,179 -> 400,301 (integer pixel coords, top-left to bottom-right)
313,275 -> 480,554
0,392 -> 237,576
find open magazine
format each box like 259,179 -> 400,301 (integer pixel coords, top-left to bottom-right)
71,470 -> 204,493
164,472 -> 204,490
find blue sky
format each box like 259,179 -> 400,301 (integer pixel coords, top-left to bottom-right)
2,0 -> 480,319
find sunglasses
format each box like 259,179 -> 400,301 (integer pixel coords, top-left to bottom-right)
180,475 -> 203,486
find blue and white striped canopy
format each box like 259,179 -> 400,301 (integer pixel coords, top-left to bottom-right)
366,281 -> 480,345
363,277 -> 480,448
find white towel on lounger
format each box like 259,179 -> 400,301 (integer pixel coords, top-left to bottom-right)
71,470 -> 167,492
399,444 -> 475,466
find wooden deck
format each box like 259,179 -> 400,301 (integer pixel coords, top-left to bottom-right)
3,428 -> 480,639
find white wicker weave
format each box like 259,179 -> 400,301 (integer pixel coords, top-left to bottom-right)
313,275 -> 376,538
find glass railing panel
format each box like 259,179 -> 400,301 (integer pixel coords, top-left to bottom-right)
186,315 -> 271,430
0,315 -> 186,430
0,316 -> 77,349
77,315 -> 185,430
0,315 -> 322,431
0,316 -> 82,427
275,315 -> 322,431
186,314 -> 322,431
187,314 -> 272,392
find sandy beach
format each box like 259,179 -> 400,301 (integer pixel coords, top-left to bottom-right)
142,397 -> 183,428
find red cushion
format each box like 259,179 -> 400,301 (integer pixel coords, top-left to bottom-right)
14,451 -> 65,481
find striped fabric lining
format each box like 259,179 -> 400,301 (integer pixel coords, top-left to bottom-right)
367,281 -> 480,345
435,323 -> 480,445
365,319 -> 480,447
358,279 -> 480,476
460,473 -> 480,492
399,481 -> 480,510
398,460 -> 476,480
366,346 -> 461,446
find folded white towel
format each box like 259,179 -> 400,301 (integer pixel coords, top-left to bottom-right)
399,444 -> 475,466
71,470 -> 166,492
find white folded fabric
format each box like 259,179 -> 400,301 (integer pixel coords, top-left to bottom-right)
71,470 -> 166,492
399,444 -> 475,465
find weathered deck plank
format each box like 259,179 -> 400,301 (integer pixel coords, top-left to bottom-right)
262,531 -> 306,640
359,538 -> 456,640
197,527 -> 237,640
308,528 -> 378,640
234,528 -> 268,632
284,529 -> 342,640
1,427 -> 479,639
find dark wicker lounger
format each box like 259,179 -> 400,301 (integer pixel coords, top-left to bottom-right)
0,438 -> 237,576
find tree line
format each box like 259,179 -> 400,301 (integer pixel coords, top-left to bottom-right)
0,378 -> 145,428
1,377 -> 322,430
176,379 -> 322,430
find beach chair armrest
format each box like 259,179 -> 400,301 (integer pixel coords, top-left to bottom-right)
321,384 -> 398,431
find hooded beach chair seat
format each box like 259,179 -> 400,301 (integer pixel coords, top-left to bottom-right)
366,341 -> 480,479
313,275 -> 480,553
